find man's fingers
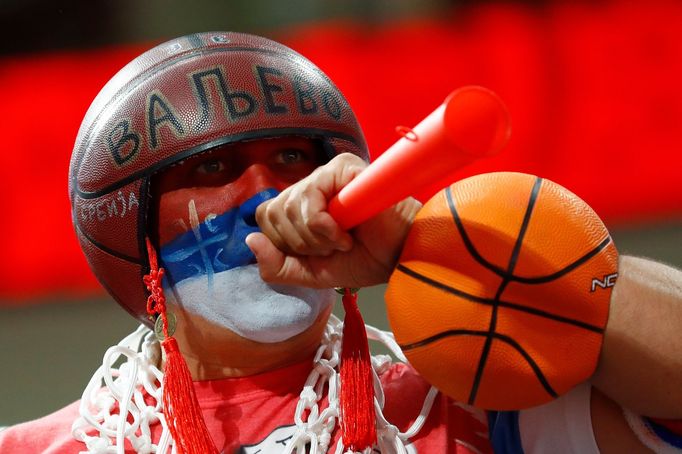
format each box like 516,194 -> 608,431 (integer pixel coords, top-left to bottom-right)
283,192 -> 336,255
258,196 -> 332,256
254,153 -> 368,257
307,211 -> 353,252
255,200 -> 292,253
245,232 -> 286,280
246,232 -> 331,287
257,189 -> 342,256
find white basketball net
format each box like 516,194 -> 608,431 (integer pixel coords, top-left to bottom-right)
72,316 -> 438,454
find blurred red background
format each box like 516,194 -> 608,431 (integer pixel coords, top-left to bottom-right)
0,1 -> 681,301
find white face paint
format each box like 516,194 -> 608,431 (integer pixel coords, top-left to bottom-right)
164,264 -> 335,343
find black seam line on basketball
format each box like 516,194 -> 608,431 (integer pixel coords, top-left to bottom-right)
394,264 -> 604,333
507,177 -> 543,275
399,328 -> 490,350
509,236 -> 613,284
75,127 -> 358,200
395,264 -> 489,303
74,221 -> 141,264
399,330 -> 558,399
71,44 -> 351,185
468,177 -> 543,405
445,186 -> 508,278
445,181 -> 611,287
467,278 -> 508,404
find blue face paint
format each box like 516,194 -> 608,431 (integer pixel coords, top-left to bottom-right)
157,187 -> 336,343
159,188 -> 279,288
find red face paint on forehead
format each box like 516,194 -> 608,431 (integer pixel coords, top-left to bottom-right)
151,136 -> 326,246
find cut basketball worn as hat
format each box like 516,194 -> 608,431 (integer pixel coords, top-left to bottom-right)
69,31 -> 369,327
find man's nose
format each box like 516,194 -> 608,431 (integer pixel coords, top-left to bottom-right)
237,163 -> 282,195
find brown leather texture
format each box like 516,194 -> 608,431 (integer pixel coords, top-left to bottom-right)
68,32 -> 369,325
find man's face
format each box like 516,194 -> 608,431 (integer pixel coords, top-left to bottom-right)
152,136 -> 336,344
155,136 -> 327,246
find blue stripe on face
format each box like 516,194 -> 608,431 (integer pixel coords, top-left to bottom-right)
159,188 -> 279,287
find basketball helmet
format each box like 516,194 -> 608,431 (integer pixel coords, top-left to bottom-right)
68,32 -> 369,325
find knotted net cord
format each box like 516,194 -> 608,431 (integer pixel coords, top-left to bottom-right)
288,315 -> 439,454
72,316 -> 438,454
72,324 -> 170,454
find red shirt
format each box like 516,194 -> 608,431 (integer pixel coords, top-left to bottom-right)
0,360 -> 491,453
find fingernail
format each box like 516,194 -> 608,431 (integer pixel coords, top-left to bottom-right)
337,239 -> 353,252
245,233 -> 258,255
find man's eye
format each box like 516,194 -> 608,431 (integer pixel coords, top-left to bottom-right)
196,159 -> 225,174
278,148 -> 307,164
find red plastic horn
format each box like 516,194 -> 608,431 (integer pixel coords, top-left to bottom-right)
327,86 -> 511,230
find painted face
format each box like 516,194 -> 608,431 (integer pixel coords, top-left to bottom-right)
152,137 -> 336,343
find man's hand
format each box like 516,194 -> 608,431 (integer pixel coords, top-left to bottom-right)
245,153 -> 421,288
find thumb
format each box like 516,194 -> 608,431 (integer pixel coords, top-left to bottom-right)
245,232 -> 286,282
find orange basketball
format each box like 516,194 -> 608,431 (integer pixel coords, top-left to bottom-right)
385,172 -> 618,410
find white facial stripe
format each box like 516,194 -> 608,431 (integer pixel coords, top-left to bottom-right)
165,264 -> 334,343
187,199 -> 214,287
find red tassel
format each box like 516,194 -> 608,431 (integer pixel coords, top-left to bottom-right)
143,238 -> 217,454
340,288 -> 377,452
161,337 -> 217,454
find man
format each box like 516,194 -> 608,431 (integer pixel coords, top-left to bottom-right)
0,31 -> 680,453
